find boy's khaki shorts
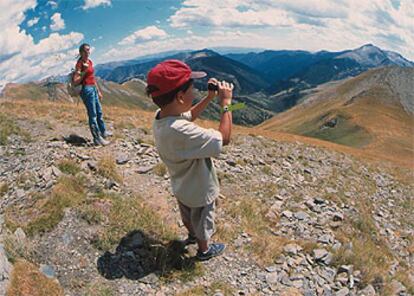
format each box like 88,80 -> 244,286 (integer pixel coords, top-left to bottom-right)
178,200 -> 215,241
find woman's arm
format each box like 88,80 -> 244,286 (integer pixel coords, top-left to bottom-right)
72,60 -> 85,85
72,69 -> 83,85
95,81 -> 103,99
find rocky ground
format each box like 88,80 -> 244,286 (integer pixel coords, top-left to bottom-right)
0,107 -> 413,296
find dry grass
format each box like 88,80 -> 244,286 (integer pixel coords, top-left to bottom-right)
176,281 -> 235,296
219,196 -> 289,266
84,281 -> 114,296
162,261 -> 205,284
89,192 -> 177,251
57,158 -> 81,175
333,200 -> 393,289
153,162 -> 167,177
0,113 -> 31,145
7,259 -> 64,296
3,232 -> 36,263
97,154 -> 123,183
5,175 -> 86,236
0,182 -> 9,197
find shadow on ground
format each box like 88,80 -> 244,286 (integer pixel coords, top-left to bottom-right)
63,134 -> 89,146
97,230 -> 196,280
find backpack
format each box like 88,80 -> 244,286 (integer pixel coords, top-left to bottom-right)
67,69 -> 82,97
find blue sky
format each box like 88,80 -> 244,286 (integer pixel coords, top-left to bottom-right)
0,0 -> 413,90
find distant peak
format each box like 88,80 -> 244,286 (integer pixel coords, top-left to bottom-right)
356,43 -> 381,51
192,48 -> 219,55
189,48 -> 220,59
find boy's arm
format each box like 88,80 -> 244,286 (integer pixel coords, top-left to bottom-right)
190,93 -> 215,121
217,81 -> 233,146
190,78 -> 218,121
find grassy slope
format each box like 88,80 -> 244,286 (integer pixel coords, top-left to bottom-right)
259,68 -> 414,167
1,98 -> 412,170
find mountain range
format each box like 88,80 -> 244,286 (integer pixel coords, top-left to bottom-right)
94,44 -> 413,125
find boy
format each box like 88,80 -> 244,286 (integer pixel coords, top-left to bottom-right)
146,59 -> 233,261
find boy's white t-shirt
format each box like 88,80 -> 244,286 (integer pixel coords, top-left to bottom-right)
152,110 -> 222,208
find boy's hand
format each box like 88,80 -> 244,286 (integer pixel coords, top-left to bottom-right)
218,80 -> 234,107
207,78 -> 219,99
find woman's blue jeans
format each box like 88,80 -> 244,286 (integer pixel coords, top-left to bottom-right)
80,85 -> 106,140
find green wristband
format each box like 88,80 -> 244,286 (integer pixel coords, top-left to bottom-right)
221,102 -> 246,113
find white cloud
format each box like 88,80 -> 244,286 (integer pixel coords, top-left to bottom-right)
27,17 -> 39,27
82,0 -> 111,10
166,0 -> 414,61
101,30 -> 267,62
170,0 -> 295,28
50,12 -> 65,31
118,26 -> 168,45
48,0 -> 58,9
0,0 -> 84,91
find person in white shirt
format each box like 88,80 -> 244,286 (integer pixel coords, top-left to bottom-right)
147,59 -> 233,261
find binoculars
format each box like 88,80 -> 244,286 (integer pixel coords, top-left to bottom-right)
207,83 -> 219,91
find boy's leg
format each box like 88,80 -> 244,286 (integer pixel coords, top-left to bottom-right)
177,202 -> 196,239
196,239 -> 209,253
191,201 -> 225,260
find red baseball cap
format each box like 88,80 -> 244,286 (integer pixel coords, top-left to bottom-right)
146,59 -> 206,97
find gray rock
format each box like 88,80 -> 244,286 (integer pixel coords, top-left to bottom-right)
14,227 -> 26,245
313,249 -> 329,261
335,287 -> 349,296
0,244 -> 12,294
389,280 -> 406,294
265,272 -> 278,285
87,161 -> 97,171
40,264 -> 56,278
105,179 -> 119,189
333,212 -> 344,221
283,243 -> 302,256
282,210 -> 293,219
338,265 -> 353,275
304,168 -> 312,175
137,166 -> 153,174
138,273 -> 158,284
314,197 -> 326,204
116,155 -> 129,165
336,272 -> 348,285
51,165 -> 62,177
326,187 -> 337,194
77,153 -> 90,161
140,143 -> 152,148
15,189 -> 25,199
265,265 -> 278,273
318,234 -> 332,244
295,211 -> 309,220
358,284 -> 376,296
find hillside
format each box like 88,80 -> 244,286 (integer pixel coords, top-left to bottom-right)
259,67 -> 414,166
1,76 -> 272,127
228,44 -> 414,93
97,49 -> 271,95
94,45 -> 413,127
1,78 -> 154,111
0,98 -> 412,295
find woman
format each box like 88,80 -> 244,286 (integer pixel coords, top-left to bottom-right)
72,43 -> 111,146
